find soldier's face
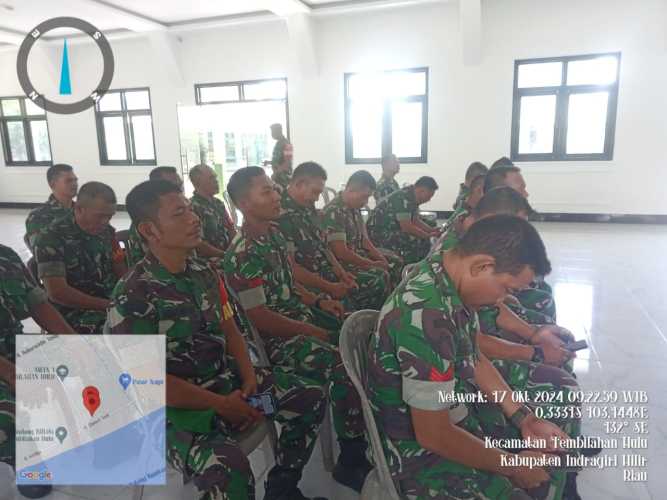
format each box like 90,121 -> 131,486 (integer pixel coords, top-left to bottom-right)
414,187 -> 435,205
244,175 -> 282,221
467,183 -> 484,208
460,257 -> 534,308
52,171 -> 78,199
158,172 -> 184,192
154,193 -> 202,249
300,178 -> 325,206
505,172 -> 529,199
347,187 -> 372,209
198,168 -> 219,196
76,198 -> 116,235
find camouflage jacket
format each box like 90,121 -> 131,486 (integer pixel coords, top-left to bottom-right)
271,137 -> 290,168
271,170 -> 292,191
24,195 -> 73,253
223,224 -> 312,323
0,244 -> 47,361
368,249 -> 481,480
452,183 -> 470,211
190,192 -> 236,251
125,223 -> 146,268
321,193 -> 366,253
442,205 -> 469,238
373,176 -> 400,203
367,185 -> 418,237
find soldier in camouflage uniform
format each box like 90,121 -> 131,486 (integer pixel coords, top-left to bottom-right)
373,154 -> 401,203
33,182 -> 126,334
368,215 -> 577,500
322,170 -> 404,288
444,173 -> 486,237
24,163 -> 78,253
452,161 -> 488,212
270,124 -> 293,191
278,162 -> 389,311
367,177 -> 441,265
223,167 -> 374,493
109,180 -> 328,500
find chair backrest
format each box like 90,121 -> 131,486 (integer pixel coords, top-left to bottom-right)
340,310 -> 400,500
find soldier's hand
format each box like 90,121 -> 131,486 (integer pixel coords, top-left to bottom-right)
319,299 -> 345,319
216,390 -> 263,431
520,414 -> 570,451
532,326 -> 565,349
370,257 -> 390,271
241,377 -> 258,398
340,271 -> 358,289
305,326 -> 330,342
328,281 -> 349,299
507,451 -> 552,489
541,342 -> 575,367
504,294 -> 522,307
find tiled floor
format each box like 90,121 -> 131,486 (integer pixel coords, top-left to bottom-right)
1,208 -> 665,500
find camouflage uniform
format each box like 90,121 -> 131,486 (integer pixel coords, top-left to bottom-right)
125,223 -> 146,269
373,176 -> 399,203
223,226 -> 365,441
278,190 -> 388,310
33,216 -> 119,334
191,192 -> 237,252
0,245 -> 49,467
452,183 -> 470,211
271,138 -> 290,170
368,251 -> 568,499
321,194 -> 404,287
271,171 -> 292,192
108,252 -> 327,500
366,186 -> 431,265
514,279 -> 557,323
24,195 -> 73,253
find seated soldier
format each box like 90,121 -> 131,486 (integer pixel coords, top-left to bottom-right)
24,163 -> 78,253
34,182 -> 126,334
368,215 -> 577,500
109,180 -> 329,500
1,243 -> 75,499
491,156 -> 516,169
126,166 -> 184,267
189,164 -> 237,257
322,170 -> 403,287
452,161 -> 488,212
444,172 -> 486,236
223,167 -> 374,492
367,176 -> 441,265
277,162 -> 388,311
373,154 -> 400,203
270,123 -> 293,191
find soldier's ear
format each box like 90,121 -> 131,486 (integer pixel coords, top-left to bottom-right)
138,220 -> 159,244
469,255 -> 495,277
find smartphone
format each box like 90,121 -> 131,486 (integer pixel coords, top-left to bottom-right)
564,340 -> 588,352
246,391 -> 276,416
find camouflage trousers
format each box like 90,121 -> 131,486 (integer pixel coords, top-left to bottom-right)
168,362 -> 326,500
321,265 -> 389,311
362,247 -> 404,289
0,379 -> 13,468
62,309 -> 107,335
369,231 -> 431,266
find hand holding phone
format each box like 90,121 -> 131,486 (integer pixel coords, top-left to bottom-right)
246,391 -> 276,416
564,340 -> 588,352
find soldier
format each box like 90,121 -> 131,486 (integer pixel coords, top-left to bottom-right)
278,162 -> 388,311
368,215 -> 581,500
108,180 -> 329,500
373,154 -> 400,203
223,167 -> 373,492
0,243 -> 75,499
270,123 -> 293,191
452,161 -> 488,212
322,170 -> 403,287
491,156 -> 516,169
190,164 -> 237,257
367,176 -> 441,265
443,173 -> 486,238
24,163 -> 78,253
126,166 -> 184,268
33,182 -> 126,334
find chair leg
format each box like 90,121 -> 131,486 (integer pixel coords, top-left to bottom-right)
320,408 -> 335,473
130,486 -> 144,500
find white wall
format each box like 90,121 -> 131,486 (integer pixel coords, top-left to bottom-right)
0,0 -> 665,214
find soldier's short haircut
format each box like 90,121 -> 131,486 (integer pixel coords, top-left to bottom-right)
270,123 -> 282,131
490,156 -> 514,169
346,170 -> 376,191
46,163 -> 74,184
149,166 -> 178,181
474,187 -> 533,219
381,154 -> 398,167
456,214 -> 551,276
484,165 -> 521,194
77,182 -> 116,207
465,162 -> 488,183
188,163 -> 211,184
227,166 -> 266,205
291,162 -> 327,183
415,176 -> 439,191
126,180 -> 181,226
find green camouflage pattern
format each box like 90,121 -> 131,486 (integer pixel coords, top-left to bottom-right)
514,278 -> 557,322
125,223 -> 147,268
271,170 -> 292,191
278,190 -> 388,310
367,186 -> 430,265
271,137 -> 290,169
0,378 -> 13,467
373,176 -> 400,203
33,216 -> 118,334
452,182 -> 470,211
109,252 -> 327,499
24,195 -> 73,253
191,192 -> 237,252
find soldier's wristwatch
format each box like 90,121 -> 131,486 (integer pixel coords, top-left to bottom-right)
531,345 -> 545,363
509,405 -> 533,429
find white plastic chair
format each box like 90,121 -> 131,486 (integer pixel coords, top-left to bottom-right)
339,310 -> 400,500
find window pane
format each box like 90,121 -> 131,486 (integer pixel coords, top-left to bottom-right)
567,57 -> 618,86
1,99 -> 21,117
386,71 -> 426,97
199,85 -> 240,103
125,90 -> 150,110
347,74 -> 382,101
566,92 -> 609,154
243,80 -> 287,100
24,99 -> 45,116
98,92 -> 122,111
350,100 -> 383,159
103,116 -> 127,160
518,94 -> 556,154
6,121 -> 28,161
131,115 -> 156,160
517,62 -> 562,88
391,101 -> 422,158
29,120 -> 51,162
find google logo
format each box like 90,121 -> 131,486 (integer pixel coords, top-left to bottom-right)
20,471 -> 53,481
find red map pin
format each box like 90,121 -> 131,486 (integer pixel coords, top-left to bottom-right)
82,386 -> 101,417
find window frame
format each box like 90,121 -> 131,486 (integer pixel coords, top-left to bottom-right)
0,96 -> 53,167
510,52 -> 621,162
94,87 -> 157,166
344,66 -> 429,165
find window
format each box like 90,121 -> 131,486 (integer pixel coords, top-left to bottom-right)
344,67 -> 428,164
95,88 -> 156,165
511,53 -> 620,161
0,97 -> 52,166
